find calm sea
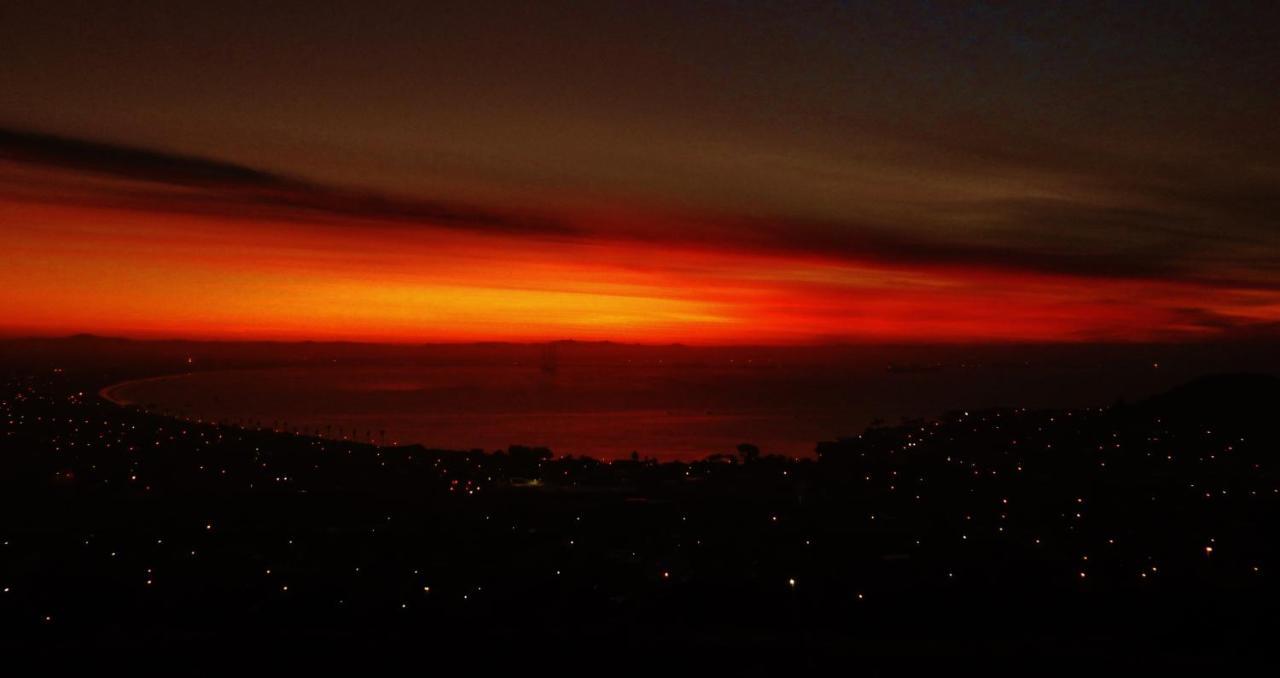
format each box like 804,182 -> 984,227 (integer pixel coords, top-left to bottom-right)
100,353 -> 1227,459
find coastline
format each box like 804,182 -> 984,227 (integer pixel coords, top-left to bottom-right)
98,371 -> 197,407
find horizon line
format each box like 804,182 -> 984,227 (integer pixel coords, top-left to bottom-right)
2,330 -> 1276,350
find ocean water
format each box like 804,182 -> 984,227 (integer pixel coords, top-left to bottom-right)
100,354 -> 1221,459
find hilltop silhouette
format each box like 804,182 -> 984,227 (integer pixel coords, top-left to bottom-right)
1142,372 -> 1280,423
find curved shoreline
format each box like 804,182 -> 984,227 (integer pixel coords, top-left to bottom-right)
98,371 -> 198,407
90,364 -> 908,459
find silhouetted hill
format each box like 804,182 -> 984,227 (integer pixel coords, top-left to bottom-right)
1142,372 -> 1280,425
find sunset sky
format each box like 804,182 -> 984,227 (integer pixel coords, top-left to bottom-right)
3,1 -> 1279,343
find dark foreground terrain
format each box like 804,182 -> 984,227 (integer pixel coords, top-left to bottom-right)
2,365 -> 1278,670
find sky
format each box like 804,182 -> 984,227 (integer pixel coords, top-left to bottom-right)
2,1 -> 1279,343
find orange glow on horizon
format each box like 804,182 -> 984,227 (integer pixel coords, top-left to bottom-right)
4,197 -> 1278,344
